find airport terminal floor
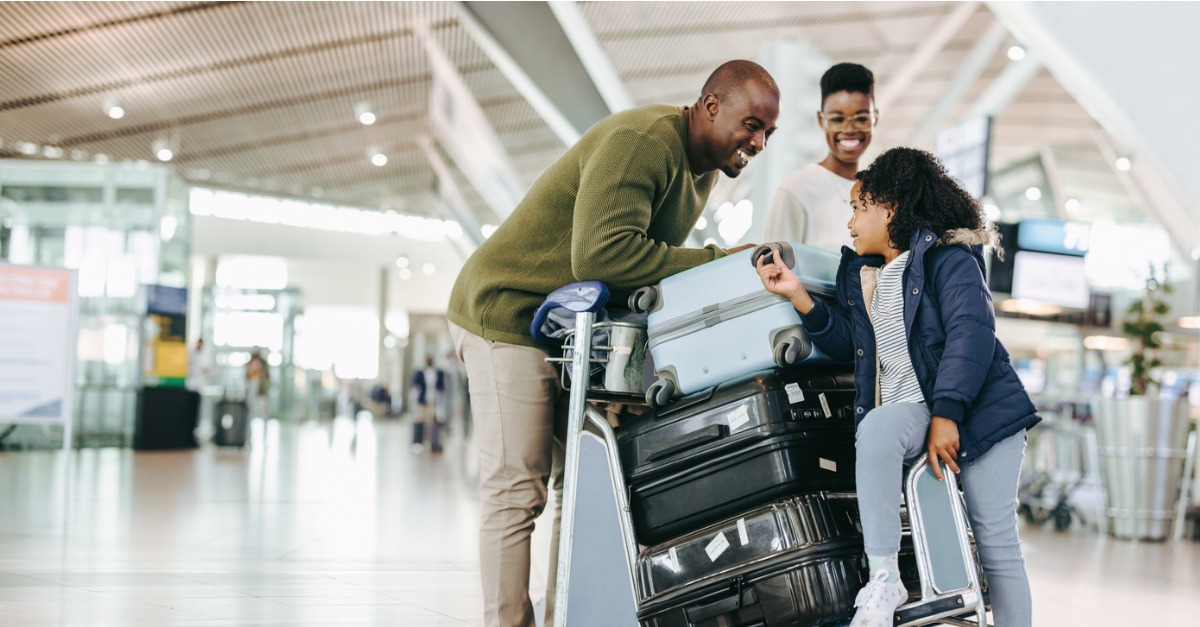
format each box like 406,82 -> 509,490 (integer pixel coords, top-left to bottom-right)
0,415 -> 1197,627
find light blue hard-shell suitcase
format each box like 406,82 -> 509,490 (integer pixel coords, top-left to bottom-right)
629,242 -> 843,408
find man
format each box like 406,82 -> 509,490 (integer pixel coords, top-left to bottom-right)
447,60 -> 780,627
763,63 -> 877,251
410,356 -> 445,453
185,338 -> 211,393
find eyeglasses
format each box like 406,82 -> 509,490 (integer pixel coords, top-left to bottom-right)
820,112 -> 877,131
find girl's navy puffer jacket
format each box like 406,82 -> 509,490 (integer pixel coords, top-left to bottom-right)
800,227 -> 1041,461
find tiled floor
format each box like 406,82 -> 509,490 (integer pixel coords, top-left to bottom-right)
0,416 -> 1197,626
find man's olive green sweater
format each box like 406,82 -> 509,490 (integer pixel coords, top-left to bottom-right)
448,104 -> 728,348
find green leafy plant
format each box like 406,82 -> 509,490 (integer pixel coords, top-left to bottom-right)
1121,265 -> 1171,396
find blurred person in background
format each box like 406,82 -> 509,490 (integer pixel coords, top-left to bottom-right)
410,355 -> 445,453
763,62 -> 877,251
185,338 -> 211,393
245,346 -> 270,419
447,59 -> 781,627
368,381 -> 393,419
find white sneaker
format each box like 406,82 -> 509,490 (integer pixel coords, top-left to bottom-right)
850,568 -> 908,627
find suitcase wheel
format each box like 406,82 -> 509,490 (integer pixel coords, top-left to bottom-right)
645,377 -> 675,409
773,335 -> 812,367
628,285 -> 659,313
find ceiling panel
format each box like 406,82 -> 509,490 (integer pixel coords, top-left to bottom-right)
0,0 -> 1144,234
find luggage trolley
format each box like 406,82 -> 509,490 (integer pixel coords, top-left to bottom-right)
542,281 -> 991,627
536,281 -> 645,626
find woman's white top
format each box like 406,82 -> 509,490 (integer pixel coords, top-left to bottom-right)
762,163 -> 856,253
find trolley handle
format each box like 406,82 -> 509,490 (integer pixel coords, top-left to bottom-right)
529,281 -> 610,346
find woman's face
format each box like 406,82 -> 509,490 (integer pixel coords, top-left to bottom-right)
847,181 -> 893,257
819,90 -> 874,167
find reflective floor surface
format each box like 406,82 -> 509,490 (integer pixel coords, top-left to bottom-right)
0,416 -> 1196,625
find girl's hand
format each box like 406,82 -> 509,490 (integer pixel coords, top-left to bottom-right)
927,416 -> 961,481
756,250 -> 814,313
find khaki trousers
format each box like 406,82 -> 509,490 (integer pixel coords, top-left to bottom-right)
449,322 -> 566,627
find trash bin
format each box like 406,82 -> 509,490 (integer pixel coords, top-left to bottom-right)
1093,394 -> 1192,540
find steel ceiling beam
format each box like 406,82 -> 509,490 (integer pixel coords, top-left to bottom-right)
414,18 -> 525,223
418,135 -> 483,259
458,1 -> 628,146
906,19 -> 1008,147
875,1 -> 979,113
546,1 -> 634,115
961,50 -> 1042,121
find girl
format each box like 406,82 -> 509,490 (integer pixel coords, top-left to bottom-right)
756,147 -> 1039,627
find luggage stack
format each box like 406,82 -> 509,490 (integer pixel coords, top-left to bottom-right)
619,368 -> 879,626
617,368 -> 858,545
617,243 -> 886,625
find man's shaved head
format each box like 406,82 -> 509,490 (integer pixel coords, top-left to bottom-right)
686,60 -> 781,178
700,60 -> 779,104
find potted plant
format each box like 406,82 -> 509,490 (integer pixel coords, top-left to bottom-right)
1093,264 -> 1192,540
1122,267 -> 1171,396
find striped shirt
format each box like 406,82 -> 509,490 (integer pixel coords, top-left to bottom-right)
871,251 -> 925,404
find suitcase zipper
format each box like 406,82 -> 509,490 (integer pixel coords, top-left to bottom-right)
647,291 -> 786,350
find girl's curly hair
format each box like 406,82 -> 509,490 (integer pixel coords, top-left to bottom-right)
856,147 -> 999,255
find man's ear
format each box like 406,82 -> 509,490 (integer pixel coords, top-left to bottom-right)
703,94 -> 720,120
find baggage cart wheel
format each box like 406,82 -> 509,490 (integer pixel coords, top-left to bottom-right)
772,335 -> 812,367
645,378 -> 675,409
629,286 -> 658,313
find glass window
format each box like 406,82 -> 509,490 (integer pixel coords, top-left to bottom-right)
115,188 -> 155,205
0,185 -> 103,203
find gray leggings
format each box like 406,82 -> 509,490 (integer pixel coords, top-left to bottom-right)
856,402 -> 1032,627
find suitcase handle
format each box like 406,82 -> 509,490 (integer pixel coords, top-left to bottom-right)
750,241 -> 795,269
643,424 -> 727,462
684,575 -> 758,623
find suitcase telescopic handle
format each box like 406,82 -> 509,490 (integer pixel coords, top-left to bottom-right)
642,424 -> 727,463
750,241 -> 795,269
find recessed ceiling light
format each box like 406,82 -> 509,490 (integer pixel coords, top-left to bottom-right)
1007,45 -> 1027,61
371,153 -> 388,167
355,101 -> 376,126
105,98 -> 125,119
398,268 -> 413,280
1115,156 -> 1132,171
694,216 -> 708,230
422,263 -> 435,275
395,256 -> 410,269
152,138 -> 174,162
1024,186 -> 1041,201
1065,198 -> 1080,213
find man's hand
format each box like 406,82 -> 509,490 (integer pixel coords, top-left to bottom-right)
927,416 -> 961,481
726,243 -> 757,254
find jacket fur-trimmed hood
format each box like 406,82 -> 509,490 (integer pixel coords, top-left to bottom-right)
928,225 -> 1004,265
938,226 -> 1001,250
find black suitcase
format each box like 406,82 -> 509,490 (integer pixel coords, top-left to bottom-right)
636,493 -> 920,627
617,368 -> 857,544
412,421 -> 442,452
213,399 -> 248,447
